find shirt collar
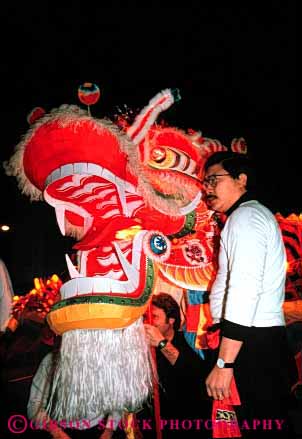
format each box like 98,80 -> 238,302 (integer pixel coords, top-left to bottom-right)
225,192 -> 254,217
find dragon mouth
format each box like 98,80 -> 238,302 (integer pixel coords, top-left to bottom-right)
61,230 -> 150,299
43,163 -> 154,300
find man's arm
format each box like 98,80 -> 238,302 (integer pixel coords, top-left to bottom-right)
144,324 -> 179,365
206,336 -> 242,400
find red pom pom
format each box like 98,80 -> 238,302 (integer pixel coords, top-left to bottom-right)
27,107 -> 46,125
78,82 -> 100,106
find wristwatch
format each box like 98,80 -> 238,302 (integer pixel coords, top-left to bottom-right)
158,339 -> 168,350
216,358 -> 234,369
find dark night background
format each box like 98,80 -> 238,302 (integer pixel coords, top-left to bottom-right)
0,3 -> 296,293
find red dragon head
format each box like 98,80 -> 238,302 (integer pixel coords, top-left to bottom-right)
4,91 -> 193,334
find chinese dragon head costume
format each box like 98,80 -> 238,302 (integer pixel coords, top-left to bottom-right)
5,87 -> 244,426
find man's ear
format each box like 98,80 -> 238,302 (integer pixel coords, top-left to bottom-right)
168,317 -> 175,326
238,173 -> 247,188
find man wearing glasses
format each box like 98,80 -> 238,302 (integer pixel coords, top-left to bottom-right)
202,151 -> 292,438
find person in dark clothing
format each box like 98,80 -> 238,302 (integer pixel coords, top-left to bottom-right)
0,315 -> 58,439
143,292 -> 212,438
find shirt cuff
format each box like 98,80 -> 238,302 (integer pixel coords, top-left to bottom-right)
221,319 -> 250,341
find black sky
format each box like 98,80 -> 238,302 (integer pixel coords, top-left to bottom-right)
0,3 -> 297,290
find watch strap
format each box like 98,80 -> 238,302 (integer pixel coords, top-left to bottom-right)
216,358 -> 234,368
158,339 -> 168,350
223,362 -> 234,368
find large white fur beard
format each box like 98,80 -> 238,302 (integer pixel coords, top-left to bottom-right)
46,318 -> 153,427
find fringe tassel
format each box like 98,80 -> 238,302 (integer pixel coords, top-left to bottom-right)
46,318 -> 153,427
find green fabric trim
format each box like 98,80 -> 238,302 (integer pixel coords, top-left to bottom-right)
153,189 -> 183,200
51,259 -> 154,311
168,211 -> 196,240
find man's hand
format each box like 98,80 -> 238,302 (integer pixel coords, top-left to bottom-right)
206,335 -> 242,400
206,366 -> 233,400
144,323 -> 164,347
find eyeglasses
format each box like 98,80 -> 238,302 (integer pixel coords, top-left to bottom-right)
202,173 -> 231,188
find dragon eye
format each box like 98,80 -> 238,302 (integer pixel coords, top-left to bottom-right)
148,146 -> 199,178
151,147 -> 166,162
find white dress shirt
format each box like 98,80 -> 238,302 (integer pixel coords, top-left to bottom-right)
210,200 -> 286,327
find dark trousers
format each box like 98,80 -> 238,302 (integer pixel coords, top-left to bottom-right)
233,326 -> 293,438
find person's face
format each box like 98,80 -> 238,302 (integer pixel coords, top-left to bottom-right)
203,163 -> 247,213
151,305 -> 174,336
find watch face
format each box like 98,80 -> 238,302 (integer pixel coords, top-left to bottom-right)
217,358 -> 225,368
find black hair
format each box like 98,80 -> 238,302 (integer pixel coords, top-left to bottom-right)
151,292 -> 181,331
204,151 -> 257,192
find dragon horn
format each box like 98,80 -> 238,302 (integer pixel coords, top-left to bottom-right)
127,88 -> 180,144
